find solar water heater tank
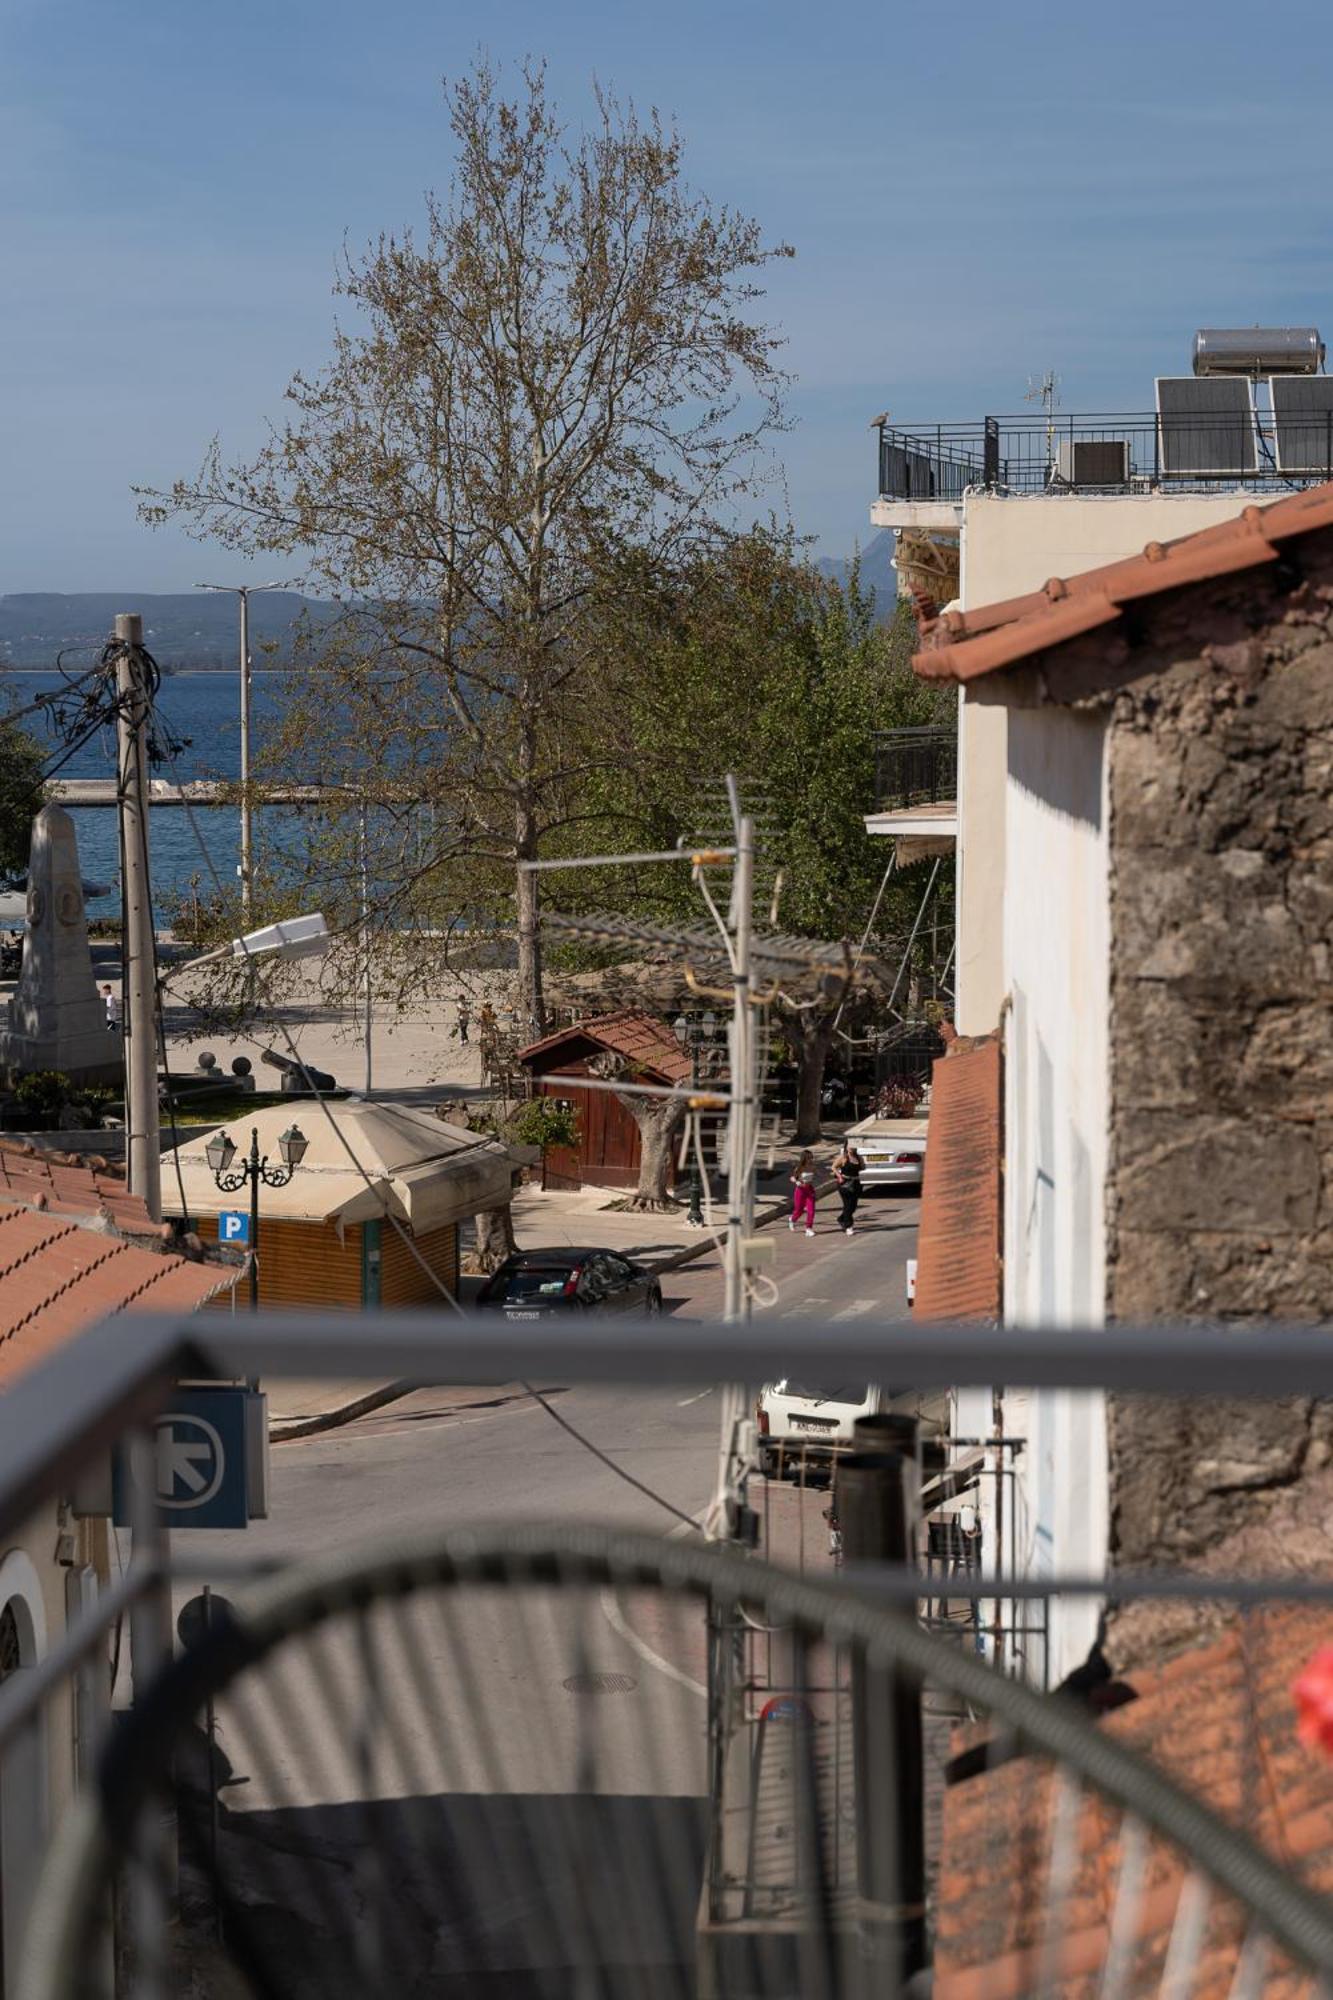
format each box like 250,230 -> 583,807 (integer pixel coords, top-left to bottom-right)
1193,327 -> 1325,377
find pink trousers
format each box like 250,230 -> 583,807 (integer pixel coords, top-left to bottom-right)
791,1184 -> 816,1227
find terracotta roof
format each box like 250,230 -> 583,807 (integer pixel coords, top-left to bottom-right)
913,1035 -> 1002,1322
0,1138 -> 163,1238
517,1010 -> 694,1086
0,1145 -> 237,1388
913,480 -> 1333,684
933,1605 -> 1333,1998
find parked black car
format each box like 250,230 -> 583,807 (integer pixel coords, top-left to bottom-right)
476,1247 -> 663,1317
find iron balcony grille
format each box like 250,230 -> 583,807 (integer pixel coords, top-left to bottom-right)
874,726 -> 957,810
876,409 -> 1333,500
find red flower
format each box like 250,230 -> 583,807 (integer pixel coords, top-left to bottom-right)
1293,1647 -> 1333,1755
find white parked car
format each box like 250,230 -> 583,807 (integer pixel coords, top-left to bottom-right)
843,1112 -> 928,1193
756,1379 -> 882,1478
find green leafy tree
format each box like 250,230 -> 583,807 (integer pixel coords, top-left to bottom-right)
549,533 -> 953,1138
0,716 -> 48,883
140,58 -> 792,1038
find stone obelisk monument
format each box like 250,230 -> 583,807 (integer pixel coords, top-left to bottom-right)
0,805 -> 123,1083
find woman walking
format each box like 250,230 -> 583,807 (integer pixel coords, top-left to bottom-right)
788,1150 -> 817,1236
833,1142 -> 865,1237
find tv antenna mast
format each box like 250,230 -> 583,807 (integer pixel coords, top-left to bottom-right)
1025,369 -> 1061,479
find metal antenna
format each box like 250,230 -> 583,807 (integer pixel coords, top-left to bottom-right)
1025,370 -> 1061,477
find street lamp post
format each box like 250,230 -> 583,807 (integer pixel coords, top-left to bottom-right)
195,580 -> 285,919
672,1010 -> 719,1230
206,1122 -> 309,1312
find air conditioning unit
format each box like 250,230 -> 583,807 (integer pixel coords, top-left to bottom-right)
1054,439 -> 1130,488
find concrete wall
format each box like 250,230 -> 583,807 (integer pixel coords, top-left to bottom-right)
953,491 -> 1266,1038
954,697 -> 1007,1033
1101,550 -> 1333,1661
962,492 -> 1276,605
1002,704 -> 1112,1682
0,1505 -> 83,1990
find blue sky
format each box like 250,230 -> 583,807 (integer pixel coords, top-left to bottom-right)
5,0 -> 1333,590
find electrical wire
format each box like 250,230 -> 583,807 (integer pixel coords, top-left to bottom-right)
0,661 -> 103,731
149,703 -> 706,1536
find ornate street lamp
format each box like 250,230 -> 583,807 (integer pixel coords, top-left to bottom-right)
208,1123 -> 309,1311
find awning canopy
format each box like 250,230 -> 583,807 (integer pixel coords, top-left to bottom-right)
164,1099 -> 515,1235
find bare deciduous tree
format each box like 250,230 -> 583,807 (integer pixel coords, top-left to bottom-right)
140,59 -> 791,1036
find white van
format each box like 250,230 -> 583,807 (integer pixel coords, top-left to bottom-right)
756,1378 -> 883,1478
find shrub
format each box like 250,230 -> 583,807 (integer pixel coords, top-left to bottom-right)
12,1070 -> 73,1125
873,1076 -> 925,1120
505,1097 -> 580,1151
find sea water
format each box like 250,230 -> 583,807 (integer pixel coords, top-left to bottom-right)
5,671 -> 312,917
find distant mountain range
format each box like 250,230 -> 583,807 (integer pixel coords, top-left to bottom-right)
0,534 -> 899,668
0,591 -> 337,669
812,529 -> 897,605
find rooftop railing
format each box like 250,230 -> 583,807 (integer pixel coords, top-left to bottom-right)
876,409 -> 1333,501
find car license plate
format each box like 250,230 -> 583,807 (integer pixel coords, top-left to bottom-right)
791,1416 -> 838,1432
507,1310 -> 541,1320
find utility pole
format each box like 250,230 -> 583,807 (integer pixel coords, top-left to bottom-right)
359,800 -> 372,1094
838,1424 -> 926,1986
195,579 -> 284,919
115,614 -> 162,1221
723,809 -> 755,1322
237,588 -> 253,919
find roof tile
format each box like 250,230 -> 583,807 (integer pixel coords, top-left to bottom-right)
517,1009 -> 695,1085
934,1604 -> 1333,1998
913,479 -> 1333,686
0,1189 -> 237,1389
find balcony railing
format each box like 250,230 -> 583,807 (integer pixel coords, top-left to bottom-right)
876,409 -> 1333,500
874,725 -> 957,809
11,1313 -> 1333,1996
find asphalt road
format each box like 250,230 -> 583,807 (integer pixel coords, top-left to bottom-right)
157,1195 -> 919,1990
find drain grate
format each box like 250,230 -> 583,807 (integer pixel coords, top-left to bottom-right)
562,1671 -> 638,1694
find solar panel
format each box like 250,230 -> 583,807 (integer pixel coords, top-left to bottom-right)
1156,376 -> 1257,477
1270,375 -> 1333,475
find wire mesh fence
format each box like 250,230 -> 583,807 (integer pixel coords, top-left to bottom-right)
5,1317 -> 1333,1996
20,1524 -> 1333,2000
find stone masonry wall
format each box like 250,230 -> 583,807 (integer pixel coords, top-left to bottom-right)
1103,539 -> 1333,1650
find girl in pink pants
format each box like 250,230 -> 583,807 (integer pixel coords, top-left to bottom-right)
789,1151 -> 817,1235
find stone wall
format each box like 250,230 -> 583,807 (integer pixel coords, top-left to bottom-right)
1103,544 -> 1333,1640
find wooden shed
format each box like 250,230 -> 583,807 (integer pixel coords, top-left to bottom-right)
517,1011 -> 692,1191
164,1100 -> 515,1311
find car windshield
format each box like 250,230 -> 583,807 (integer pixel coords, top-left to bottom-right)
773,1381 -> 867,1407
490,1266 -> 574,1301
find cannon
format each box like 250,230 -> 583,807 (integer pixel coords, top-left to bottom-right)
259,1047 -> 337,1095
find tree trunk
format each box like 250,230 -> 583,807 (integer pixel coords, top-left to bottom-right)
619,1093 -> 687,1211
514,797 -> 546,1042
793,1012 -> 838,1146
474,1202 -> 517,1273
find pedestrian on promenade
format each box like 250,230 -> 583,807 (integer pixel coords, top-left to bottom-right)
788,1150 -> 817,1236
456,997 -> 471,1044
101,983 -> 122,1033
832,1142 -> 864,1237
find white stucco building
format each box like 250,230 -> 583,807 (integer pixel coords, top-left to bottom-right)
881,390 -> 1330,1683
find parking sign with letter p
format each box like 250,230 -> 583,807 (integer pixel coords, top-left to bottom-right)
219,1209 -> 250,1245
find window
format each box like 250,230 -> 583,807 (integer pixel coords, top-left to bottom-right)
0,1604 -> 19,1681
